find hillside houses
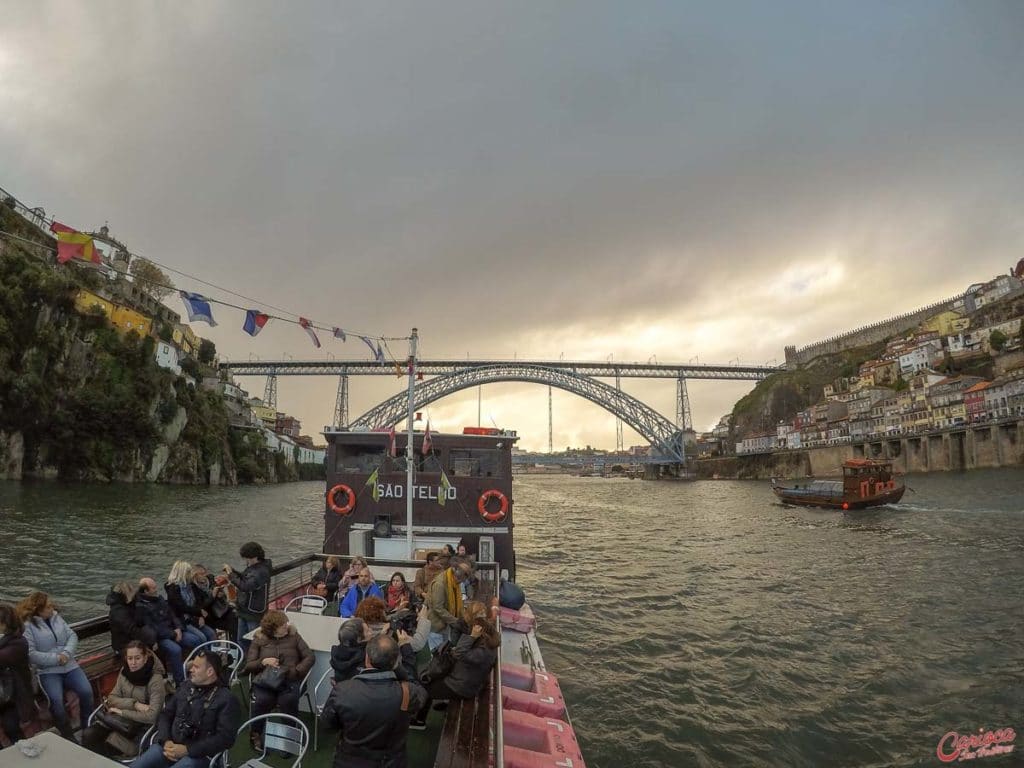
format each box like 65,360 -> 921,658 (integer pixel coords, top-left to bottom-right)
736,272 -> 1024,455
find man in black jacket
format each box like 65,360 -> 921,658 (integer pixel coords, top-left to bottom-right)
130,651 -> 240,768
320,632 -> 426,768
222,541 -> 271,649
136,577 -> 190,684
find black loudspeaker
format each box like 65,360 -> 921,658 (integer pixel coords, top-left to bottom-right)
373,515 -> 392,538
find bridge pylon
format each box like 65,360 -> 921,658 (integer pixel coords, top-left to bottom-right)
333,374 -> 349,429
263,374 -> 278,411
676,376 -> 692,432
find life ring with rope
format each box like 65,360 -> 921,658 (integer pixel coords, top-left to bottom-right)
328,483 -> 356,516
478,489 -> 509,523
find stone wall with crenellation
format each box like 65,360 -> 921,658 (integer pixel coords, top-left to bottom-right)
784,293 -> 966,368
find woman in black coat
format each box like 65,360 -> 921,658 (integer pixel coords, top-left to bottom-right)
329,618 -> 367,683
106,582 -> 155,655
0,603 -> 35,744
312,556 -> 343,603
410,602 -> 498,729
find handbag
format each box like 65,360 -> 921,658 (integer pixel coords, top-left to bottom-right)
253,665 -> 288,692
419,642 -> 456,685
94,709 -> 142,737
0,669 -> 13,706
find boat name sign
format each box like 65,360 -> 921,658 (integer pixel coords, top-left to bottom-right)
376,483 -> 457,501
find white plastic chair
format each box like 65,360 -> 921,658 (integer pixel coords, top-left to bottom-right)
310,667 -> 334,751
284,594 -> 327,615
235,713 -> 309,767
182,639 -> 246,688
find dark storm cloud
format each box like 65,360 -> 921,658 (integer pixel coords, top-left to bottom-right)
2,1 -> 1022,443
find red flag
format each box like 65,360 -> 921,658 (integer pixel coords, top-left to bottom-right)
422,422 -> 432,456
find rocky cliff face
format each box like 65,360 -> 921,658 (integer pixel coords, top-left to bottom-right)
0,226 -> 280,486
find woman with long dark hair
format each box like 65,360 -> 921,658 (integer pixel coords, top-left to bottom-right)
81,640 -> 165,759
0,603 -> 34,745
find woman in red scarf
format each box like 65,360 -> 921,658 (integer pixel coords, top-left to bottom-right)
385,572 -> 411,612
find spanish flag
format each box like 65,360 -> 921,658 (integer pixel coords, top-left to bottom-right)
50,222 -> 99,265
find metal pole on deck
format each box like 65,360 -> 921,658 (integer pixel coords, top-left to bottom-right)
406,328 -> 418,558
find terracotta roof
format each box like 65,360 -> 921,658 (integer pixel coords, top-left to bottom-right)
963,381 -> 992,394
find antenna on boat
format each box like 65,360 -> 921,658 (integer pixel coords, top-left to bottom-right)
405,328 -> 418,558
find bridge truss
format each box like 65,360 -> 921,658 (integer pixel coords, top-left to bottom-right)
348,363 -> 686,463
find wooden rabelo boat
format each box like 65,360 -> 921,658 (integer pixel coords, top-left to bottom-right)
771,458 -> 905,510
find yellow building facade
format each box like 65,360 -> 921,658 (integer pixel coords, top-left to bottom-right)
110,305 -> 153,337
74,289 -> 114,317
74,290 -> 153,336
921,310 -> 970,337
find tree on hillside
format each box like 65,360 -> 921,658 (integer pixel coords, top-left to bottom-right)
989,329 -> 1008,353
129,257 -> 174,301
198,338 -> 217,365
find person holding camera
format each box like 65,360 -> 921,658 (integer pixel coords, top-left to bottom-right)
410,602 -> 499,730
241,610 -> 313,751
222,541 -> 272,650
190,565 -> 236,640
83,641 -> 165,759
319,632 -> 426,768
131,650 -> 240,768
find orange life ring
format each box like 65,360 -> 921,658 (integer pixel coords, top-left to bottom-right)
328,483 -> 356,516
478,489 -> 508,523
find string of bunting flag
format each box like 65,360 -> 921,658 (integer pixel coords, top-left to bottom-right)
0,216 -> 407,362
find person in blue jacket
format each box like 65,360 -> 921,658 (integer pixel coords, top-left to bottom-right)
18,591 -> 95,740
339,568 -> 384,618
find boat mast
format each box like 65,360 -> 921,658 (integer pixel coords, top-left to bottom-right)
405,328 -> 418,558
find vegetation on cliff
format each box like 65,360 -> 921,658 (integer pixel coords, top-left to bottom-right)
729,341 -> 887,441
0,206 -> 314,484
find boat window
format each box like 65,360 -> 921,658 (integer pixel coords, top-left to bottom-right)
449,448 -> 503,478
419,450 -> 443,473
335,445 -> 387,473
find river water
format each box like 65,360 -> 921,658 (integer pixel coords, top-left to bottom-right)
1,471 -> 1022,767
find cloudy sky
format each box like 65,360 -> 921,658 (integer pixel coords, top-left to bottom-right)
2,2 -> 1022,450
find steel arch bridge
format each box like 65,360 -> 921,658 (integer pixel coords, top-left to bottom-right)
350,363 -> 686,463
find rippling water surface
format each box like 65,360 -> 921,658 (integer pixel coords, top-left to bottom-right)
2,471 -> 1023,767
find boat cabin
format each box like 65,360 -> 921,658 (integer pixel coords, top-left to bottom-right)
841,459 -> 896,499
323,427 -> 518,579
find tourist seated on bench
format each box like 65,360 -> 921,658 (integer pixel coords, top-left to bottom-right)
340,568 -> 384,618
165,561 -> 217,647
189,565 -> 237,640
312,556 -> 343,602
83,641 -> 165,760
108,581 -> 156,657
410,601 -> 498,730
19,591 -> 95,740
130,650 -> 239,768
136,578 -> 193,685
242,610 -> 313,752
338,556 -> 368,601
0,603 -> 33,744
